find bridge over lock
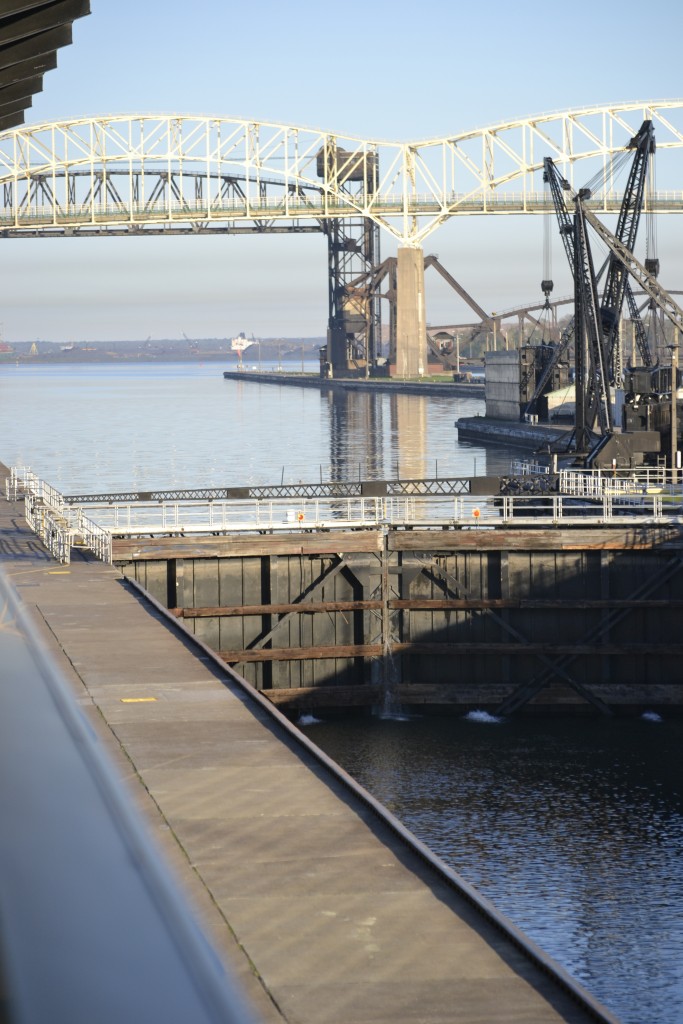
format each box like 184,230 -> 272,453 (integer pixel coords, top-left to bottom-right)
3,100 -> 683,373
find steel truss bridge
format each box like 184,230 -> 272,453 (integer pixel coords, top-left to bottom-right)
2,101 -> 683,375
1,101 -> 683,245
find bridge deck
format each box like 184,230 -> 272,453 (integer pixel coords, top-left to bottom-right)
0,470 -> 616,1024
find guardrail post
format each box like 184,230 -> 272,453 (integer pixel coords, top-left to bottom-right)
602,494 -> 611,521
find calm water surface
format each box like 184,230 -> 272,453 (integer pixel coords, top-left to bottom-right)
300,713 -> 683,1024
1,361 -> 680,1024
0,361 -> 502,491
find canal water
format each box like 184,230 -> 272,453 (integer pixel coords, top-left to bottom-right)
2,361 -> 681,1024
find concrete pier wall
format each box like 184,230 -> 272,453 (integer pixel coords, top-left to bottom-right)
484,349 -> 523,420
395,246 -> 428,378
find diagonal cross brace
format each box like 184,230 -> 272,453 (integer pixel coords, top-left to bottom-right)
247,555 -> 350,652
495,555 -> 683,716
415,555 -> 613,715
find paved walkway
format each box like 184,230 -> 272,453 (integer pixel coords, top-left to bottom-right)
0,468 -> 616,1024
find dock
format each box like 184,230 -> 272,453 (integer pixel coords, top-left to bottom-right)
0,466 -> 617,1023
456,414 -> 571,448
224,369 -> 485,399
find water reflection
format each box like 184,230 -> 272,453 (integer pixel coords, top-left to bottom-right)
327,390 -> 433,483
390,394 -> 429,480
327,389 -> 386,481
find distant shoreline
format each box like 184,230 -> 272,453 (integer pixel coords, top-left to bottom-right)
0,352 -> 319,366
0,338 -> 327,365
1,353 -> 238,364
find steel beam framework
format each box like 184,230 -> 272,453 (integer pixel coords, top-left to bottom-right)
1,102 -> 683,244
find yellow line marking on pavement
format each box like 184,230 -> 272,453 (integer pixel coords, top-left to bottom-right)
120,697 -> 158,703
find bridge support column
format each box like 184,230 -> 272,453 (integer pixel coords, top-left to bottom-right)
395,246 -> 427,377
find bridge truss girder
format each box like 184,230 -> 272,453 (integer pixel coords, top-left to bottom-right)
1,105 -> 683,245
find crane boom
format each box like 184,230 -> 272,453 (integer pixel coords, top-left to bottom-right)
543,158 -> 574,269
523,160 -> 576,418
574,196 -> 613,446
624,281 -> 654,365
600,121 -> 656,379
581,204 -> 683,334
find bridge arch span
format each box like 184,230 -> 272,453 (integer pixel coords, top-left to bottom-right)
1,102 -> 683,243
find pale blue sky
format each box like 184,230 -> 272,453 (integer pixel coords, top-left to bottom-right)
3,0 -> 683,341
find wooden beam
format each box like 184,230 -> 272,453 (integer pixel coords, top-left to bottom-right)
112,529 -> 383,562
262,680 -> 683,710
171,596 -> 683,618
218,641 -> 683,664
171,599 -> 382,618
392,642 -> 683,656
219,643 -> 384,663
263,684 -> 382,708
389,597 -> 683,611
389,526 -> 683,553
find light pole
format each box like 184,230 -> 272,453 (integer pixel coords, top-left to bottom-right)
668,343 -> 679,484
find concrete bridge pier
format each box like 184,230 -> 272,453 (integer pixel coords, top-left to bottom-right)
395,245 -> 428,377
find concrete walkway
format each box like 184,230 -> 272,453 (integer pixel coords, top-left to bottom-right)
0,469 -> 616,1024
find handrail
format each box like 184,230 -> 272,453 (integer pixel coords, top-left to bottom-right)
12,467 -> 683,566
17,470 -> 112,565
3,191 -> 683,227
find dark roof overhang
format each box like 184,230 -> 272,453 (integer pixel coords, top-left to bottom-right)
0,0 -> 90,130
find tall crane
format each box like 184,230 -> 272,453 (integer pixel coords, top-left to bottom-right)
581,198 -> 683,468
538,121 -> 656,453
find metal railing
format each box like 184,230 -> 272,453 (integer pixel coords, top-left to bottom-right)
80,491 -> 679,537
10,467 -> 683,566
4,191 -> 683,230
13,470 -> 112,565
510,459 -> 551,476
559,467 -> 676,496
5,464 -> 34,501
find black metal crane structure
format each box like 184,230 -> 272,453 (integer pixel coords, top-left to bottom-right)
573,190 -> 613,452
319,147 -> 382,375
538,121 -> 658,461
523,161 -> 578,423
598,120 -> 656,382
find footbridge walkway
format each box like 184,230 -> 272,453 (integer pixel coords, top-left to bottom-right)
8,463 -> 683,567
0,463 -> 619,1023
